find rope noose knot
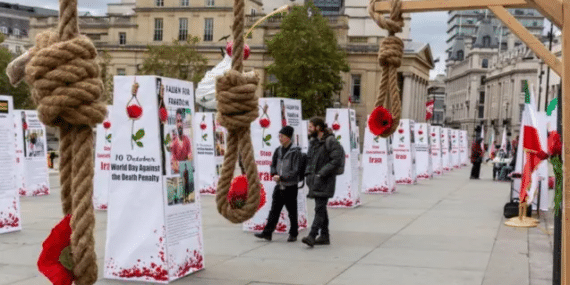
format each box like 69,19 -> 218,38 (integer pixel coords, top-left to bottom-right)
216,69 -> 260,130
22,31 -> 107,127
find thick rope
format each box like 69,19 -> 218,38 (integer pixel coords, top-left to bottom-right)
6,0 -> 104,284
368,0 -> 404,137
232,0 -> 245,72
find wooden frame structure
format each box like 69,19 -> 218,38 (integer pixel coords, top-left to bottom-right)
374,0 -> 569,282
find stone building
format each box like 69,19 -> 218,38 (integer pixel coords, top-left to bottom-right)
0,2 -> 57,54
427,74 -> 445,126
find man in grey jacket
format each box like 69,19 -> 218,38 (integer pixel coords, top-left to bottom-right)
255,126 -> 302,242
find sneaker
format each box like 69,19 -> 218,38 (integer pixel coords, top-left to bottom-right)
315,235 -> 330,245
287,235 -> 297,242
301,236 -> 315,247
254,232 -> 272,241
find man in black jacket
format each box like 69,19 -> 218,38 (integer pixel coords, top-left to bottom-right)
255,126 -> 302,242
302,117 -> 344,247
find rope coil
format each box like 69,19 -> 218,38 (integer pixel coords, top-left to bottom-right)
368,0 -> 404,137
6,0 -> 104,284
214,0 -> 262,223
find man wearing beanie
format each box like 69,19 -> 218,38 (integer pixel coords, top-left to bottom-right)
254,125 -> 302,242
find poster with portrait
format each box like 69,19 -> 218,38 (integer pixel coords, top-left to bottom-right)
430,126 -> 443,175
392,119 -> 417,184
362,115 -> 396,193
0,96 -> 21,234
13,110 -> 49,196
459,130 -> 468,166
93,106 -> 113,210
193,112 -> 216,195
414,123 -> 432,179
326,108 -> 361,207
243,98 -> 309,233
105,76 -> 204,283
450,129 -> 460,169
441,128 -> 451,172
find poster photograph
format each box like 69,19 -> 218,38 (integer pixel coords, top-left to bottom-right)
194,112 -> 216,195
362,115 -> 396,193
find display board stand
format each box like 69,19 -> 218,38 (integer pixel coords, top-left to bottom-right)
94,106 -> 113,210
414,123 -> 432,179
362,115 -> 396,193
392,119 -> 417,184
0,96 -> 21,234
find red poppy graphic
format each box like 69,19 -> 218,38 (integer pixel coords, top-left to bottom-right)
368,106 -> 393,136
548,131 -> 562,156
332,123 -> 341,131
259,118 -> 270,128
227,175 -> 266,210
37,215 -> 74,285
431,133 -> 436,137
159,107 -> 168,123
418,130 -> 424,135
23,122 -> 28,130
226,41 -> 251,60
200,122 -> 207,130
103,121 -> 111,130
398,129 -> 404,134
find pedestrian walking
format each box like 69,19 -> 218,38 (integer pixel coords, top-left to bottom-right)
302,117 -> 344,247
254,126 -> 302,242
470,138 -> 484,179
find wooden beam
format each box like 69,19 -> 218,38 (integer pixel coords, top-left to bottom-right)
562,1 -> 570,283
488,6 -> 562,76
373,0 -> 529,13
527,0 -> 563,28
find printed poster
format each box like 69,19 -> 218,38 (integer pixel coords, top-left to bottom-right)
193,112 -> 216,195
450,129 -> 460,169
441,128 -> 451,172
415,123 -> 432,179
13,110 -> 49,196
105,76 -> 204,283
326,108 -> 361,207
94,106 -> 113,210
392,119 -> 417,184
0,96 -> 21,234
361,115 -> 396,193
243,98 -> 309,233
209,118 -> 228,195
459,130 -> 468,166
430,126 -> 443,175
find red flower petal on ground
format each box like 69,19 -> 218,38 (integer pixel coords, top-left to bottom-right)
127,104 -> 143,120
159,107 -> 168,123
548,131 -> 562,156
226,41 -> 251,60
368,106 -> 393,136
37,215 -> 74,285
103,121 -> 111,129
227,175 -> 265,210
259,118 -> 270,128
200,122 -> 207,130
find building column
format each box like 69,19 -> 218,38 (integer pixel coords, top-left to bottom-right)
401,73 -> 413,119
413,75 -> 419,121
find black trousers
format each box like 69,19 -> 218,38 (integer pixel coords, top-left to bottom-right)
263,185 -> 299,237
309,197 -> 329,238
471,162 -> 481,178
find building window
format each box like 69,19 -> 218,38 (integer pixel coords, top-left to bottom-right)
119,32 -> 126,45
0,26 -> 7,34
156,0 -> 164,6
456,50 -> 464,61
482,36 -> 491,47
13,28 -> 19,36
204,18 -> 213,42
206,0 -> 215,6
179,18 -> 188,41
482,59 -> 488,68
480,76 -> 486,85
181,0 -> 189,6
520,80 -> 526,92
117,68 -> 126,76
479,92 -> 485,103
251,9 -> 256,15
154,18 -> 163,41
478,106 -> 484,118
351,74 -> 361,102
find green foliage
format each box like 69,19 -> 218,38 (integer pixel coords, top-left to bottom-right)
265,2 -> 350,118
0,35 -> 33,109
139,37 -> 208,83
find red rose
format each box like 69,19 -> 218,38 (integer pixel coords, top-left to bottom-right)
548,130 -> 562,156
398,129 -> 404,134
431,133 -> 436,137
227,175 -> 265,209
38,215 -> 74,285
226,41 -> 251,60
418,130 -> 423,135
103,121 -> 111,130
127,104 -> 143,120
159,107 -> 168,123
368,106 -> 393,136
332,123 -> 341,131
259,118 -> 270,128
200,122 -> 207,130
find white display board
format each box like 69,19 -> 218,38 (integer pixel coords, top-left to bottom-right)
208,119 -> 228,195
194,112 -> 216,195
459,130 -> 468,166
430,126 -> 443,175
392,119 -> 417,184
105,76 -> 204,283
0,96 -> 21,234
326,108 -> 361,207
362,115 -> 396,193
441,128 -> 452,172
450,129 -> 461,169
414,123 -> 432,179
243,98 -> 309,232
13,110 -> 49,196
94,106 -> 113,210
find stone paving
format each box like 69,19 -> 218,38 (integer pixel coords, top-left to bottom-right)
0,165 -> 554,284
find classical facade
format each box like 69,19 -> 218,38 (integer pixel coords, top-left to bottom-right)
538,35 -> 562,113
427,74 -> 445,126
0,2 -> 57,54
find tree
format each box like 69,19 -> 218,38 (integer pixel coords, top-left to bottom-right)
139,37 -> 208,84
0,34 -> 33,109
265,2 -> 350,118
98,49 -> 114,104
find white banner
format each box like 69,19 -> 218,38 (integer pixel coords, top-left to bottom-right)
441,128 -> 451,172
13,110 -> 49,196
326,108 -> 361,207
459,130 -> 468,166
362,115 -> 396,193
392,119 -> 417,184
414,123 -> 432,179
94,106 -> 113,210
0,96 -> 21,234
243,98 -> 309,232
450,129 -> 460,169
105,76 -> 204,283
430,126 -> 443,175
194,112 -> 216,195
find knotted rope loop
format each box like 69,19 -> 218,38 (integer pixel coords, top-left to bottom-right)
368,0 -> 404,137
216,70 -> 259,129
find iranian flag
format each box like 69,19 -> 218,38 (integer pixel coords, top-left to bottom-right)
425,99 -> 435,121
519,81 -> 548,204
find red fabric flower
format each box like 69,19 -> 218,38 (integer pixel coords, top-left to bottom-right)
227,175 -> 265,210
159,107 -> 168,123
127,104 -> 143,120
549,176 -> 555,189
548,130 -> 562,156
200,122 -> 207,130
368,106 -> 393,136
259,118 -> 270,128
38,215 -> 74,285
226,41 -> 250,60
103,121 -> 111,130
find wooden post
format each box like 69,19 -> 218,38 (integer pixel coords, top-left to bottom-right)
563,1 -> 570,283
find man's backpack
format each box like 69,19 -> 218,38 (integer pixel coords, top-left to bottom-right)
325,136 -> 345,175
